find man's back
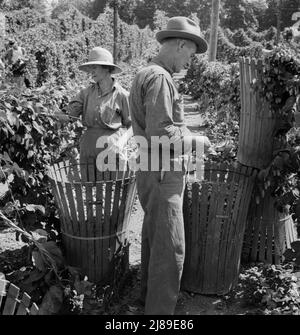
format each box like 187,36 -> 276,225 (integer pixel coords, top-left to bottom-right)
129,60 -> 187,142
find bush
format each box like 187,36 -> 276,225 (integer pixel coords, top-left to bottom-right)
184,56 -> 241,113
3,6 -> 157,87
232,263 -> 300,315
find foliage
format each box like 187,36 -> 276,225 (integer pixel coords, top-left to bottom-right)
231,262 -> 300,315
183,56 -> 241,113
216,28 -> 264,63
0,83 -> 83,236
3,6 -> 156,87
221,0 -> 263,31
4,7 -> 46,35
253,45 -> 300,211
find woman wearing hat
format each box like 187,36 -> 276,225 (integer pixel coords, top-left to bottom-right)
65,47 -> 131,178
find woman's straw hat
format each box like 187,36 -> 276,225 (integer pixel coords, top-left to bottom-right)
79,47 -> 122,74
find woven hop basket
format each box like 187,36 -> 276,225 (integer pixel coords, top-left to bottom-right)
242,189 -> 297,265
182,162 -> 257,295
47,160 -> 137,283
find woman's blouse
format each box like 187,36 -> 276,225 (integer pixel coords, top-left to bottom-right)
67,80 -> 131,130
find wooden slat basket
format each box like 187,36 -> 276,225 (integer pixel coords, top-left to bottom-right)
242,189 -> 298,265
0,279 -> 39,315
238,57 -> 278,170
47,160 -> 137,283
181,162 -> 257,295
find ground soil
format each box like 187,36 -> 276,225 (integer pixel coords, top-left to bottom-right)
0,96 -> 255,315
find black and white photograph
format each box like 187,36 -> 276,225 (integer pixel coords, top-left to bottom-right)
0,0 -> 300,321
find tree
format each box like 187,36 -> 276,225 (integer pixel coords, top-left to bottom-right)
118,0 -> 138,25
31,0 -> 54,18
221,0 -> 262,30
280,0 -> 300,29
91,0 -> 108,19
54,0 -> 95,17
0,0 -> 33,10
259,0 -> 300,31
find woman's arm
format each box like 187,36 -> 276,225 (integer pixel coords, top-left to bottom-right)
53,89 -> 85,124
120,91 -> 132,128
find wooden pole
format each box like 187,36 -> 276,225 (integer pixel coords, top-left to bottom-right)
0,12 -> 5,51
113,0 -> 118,63
276,0 -> 282,45
208,0 -> 220,62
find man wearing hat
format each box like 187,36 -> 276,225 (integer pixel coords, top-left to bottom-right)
129,17 -> 211,314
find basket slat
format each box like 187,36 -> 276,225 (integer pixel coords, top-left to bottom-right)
210,182 -> 228,293
190,182 -> 200,286
216,177 -> 237,293
95,183 -> 104,280
74,183 -> 86,271
117,181 -> 129,247
223,166 -> 243,292
103,181 -> 113,277
85,183 -> 95,280
110,180 -> 122,257
65,183 -> 79,265
16,292 -> 31,315
197,183 -> 210,292
2,283 -> 19,315
203,170 -> 219,293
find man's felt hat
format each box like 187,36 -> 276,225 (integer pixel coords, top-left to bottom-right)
156,16 -> 208,54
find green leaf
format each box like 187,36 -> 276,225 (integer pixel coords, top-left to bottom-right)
32,250 -> 47,272
25,204 -> 45,214
42,241 -> 64,269
38,285 -> 64,315
32,120 -> 44,134
22,268 -> 46,285
27,150 -> 35,158
6,111 -> 18,126
74,278 -> 94,296
32,229 -> 48,243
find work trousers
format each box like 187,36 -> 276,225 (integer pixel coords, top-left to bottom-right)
136,170 -> 186,315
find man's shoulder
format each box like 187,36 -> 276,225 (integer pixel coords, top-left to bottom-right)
134,63 -> 172,88
138,63 -> 170,77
